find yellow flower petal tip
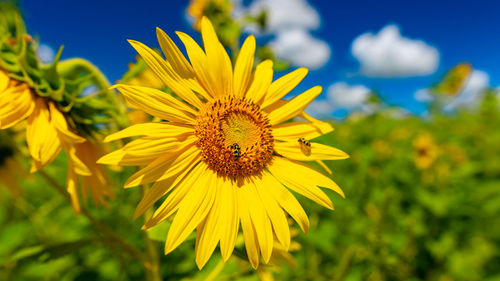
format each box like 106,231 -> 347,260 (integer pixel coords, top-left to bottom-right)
99,17 -> 348,269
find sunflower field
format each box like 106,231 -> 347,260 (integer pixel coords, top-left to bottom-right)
1,1 -> 499,281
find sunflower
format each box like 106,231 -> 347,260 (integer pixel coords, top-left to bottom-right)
413,132 -> 438,170
186,0 -> 231,30
0,69 -> 114,213
99,17 -> 348,269
187,0 -> 220,30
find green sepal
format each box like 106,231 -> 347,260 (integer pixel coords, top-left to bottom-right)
36,45 -> 65,101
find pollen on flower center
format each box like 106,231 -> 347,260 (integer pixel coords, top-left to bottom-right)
194,96 -> 274,178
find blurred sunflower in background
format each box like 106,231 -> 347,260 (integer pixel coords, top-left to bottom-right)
413,133 -> 438,170
187,0 -> 227,30
99,17 -> 349,269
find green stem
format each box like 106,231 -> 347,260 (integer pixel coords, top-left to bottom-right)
205,259 -> 225,281
57,58 -> 111,90
333,246 -> 354,281
38,170 -> 147,265
56,58 -> 128,129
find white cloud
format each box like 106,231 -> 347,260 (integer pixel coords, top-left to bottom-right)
306,82 -> 372,116
327,82 -> 371,109
233,0 -> 331,69
444,70 -> 489,110
305,99 -> 334,116
352,25 -> 439,77
414,88 -> 433,102
37,43 -> 55,64
269,29 -> 330,69
244,0 -> 320,32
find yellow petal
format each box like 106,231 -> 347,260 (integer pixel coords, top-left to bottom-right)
233,35 -> 256,98
133,158 -> 199,219
262,67 -> 308,109
271,157 -> 344,198
127,40 -> 204,108
164,169 -> 217,255
112,84 -> 196,123
97,149 -> 158,166
219,179 -> 239,261
268,157 -> 334,209
156,27 -> 211,100
245,181 -> 274,263
26,98 -> 62,168
246,60 -> 273,104
316,160 -> 333,175
263,171 -> 309,233
100,135 -> 189,166
49,102 -> 86,144
298,111 -> 335,136
195,175 -> 223,269
0,86 -> 35,129
144,162 -> 208,228
272,121 -> 333,141
275,141 -> 349,161
267,86 -> 322,125
104,122 -> 193,142
124,142 -> 199,187
121,137 -> 186,157
237,182 -> 261,269
65,143 -> 91,176
176,31 -> 216,99
66,162 -> 81,214
200,16 -> 233,98
254,183 -> 291,250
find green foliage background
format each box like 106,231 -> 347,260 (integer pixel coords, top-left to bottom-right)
1,92 -> 499,281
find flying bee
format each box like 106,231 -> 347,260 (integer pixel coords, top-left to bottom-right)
230,143 -> 241,161
298,137 -> 311,156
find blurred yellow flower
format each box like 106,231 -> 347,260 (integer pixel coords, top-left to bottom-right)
389,127 -> 411,141
68,141 -> 115,213
372,140 -> 392,159
443,143 -> 468,165
0,69 -> 113,213
433,63 -> 472,96
187,0 -> 226,30
413,133 -> 438,170
99,17 -> 348,269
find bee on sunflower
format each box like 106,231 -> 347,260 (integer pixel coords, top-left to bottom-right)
0,3 -> 123,213
99,16 -> 348,269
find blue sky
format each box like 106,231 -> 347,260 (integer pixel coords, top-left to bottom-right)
20,0 -> 500,115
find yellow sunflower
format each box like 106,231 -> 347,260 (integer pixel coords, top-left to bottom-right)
413,132 -> 438,170
0,69 -> 114,213
187,0 -> 221,30
98,17 -> 348,269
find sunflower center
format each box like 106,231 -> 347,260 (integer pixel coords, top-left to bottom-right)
195,96 -> 274,178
